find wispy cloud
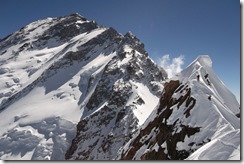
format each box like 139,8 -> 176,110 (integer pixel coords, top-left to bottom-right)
160,54 -> 185,78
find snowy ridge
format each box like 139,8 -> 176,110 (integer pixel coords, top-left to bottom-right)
0,13 -> 167,160
186,129 -> 240,160
117,55 -> 240,160
65,44 -> 166,160
178,55 -> 239,115
0,14 -> 114,160
0,13 -> 239,160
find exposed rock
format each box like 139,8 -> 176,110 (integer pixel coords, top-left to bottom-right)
65,25 -> 166,160
119,80 -> 201,160
122,32 -> 147,55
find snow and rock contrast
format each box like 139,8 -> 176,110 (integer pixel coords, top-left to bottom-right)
116,55 -> 240,160
0,13 -> 240,160
0,13 -> 167,160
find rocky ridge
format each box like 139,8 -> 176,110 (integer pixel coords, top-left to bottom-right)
0,13 -> 167,160
116,56 -> 240,160
0,13 -> 239,160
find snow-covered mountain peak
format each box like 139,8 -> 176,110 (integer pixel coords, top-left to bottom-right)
0,13 -> 97,49
117,55 -> 240,160
0,13 -> 167,160
195,55 -> 212,68
124,31 -> 135,38
176,55 -> 213,80
58,13 -> 92,26
176,55 -> 239,116
122,31 -> 146,55
0,13 -> 239,161
68,13 -> 87,20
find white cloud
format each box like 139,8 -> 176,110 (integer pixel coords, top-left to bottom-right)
160,54 -> 185,78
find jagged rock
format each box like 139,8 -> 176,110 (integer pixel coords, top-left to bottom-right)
0,12 -> 239,161
117,56 -> 240,160
0,13 -> 167,160
122,32 -> 147,55
118,80 -> 201,160
65,34 -> 166,160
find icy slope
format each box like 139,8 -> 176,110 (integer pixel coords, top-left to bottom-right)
178,55 -> 240,116
0,13 -> 103,110
0,14 -> 114,160
0,13 -> 167,160
117,55 -> 240,160
186,129 -> 240,160
65,39 -> 167,160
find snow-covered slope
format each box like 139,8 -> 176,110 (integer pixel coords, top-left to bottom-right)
65,31 -> 167,161
179,55 -> 240,116
0,13 -> 167,160
0,13 -> 239,161
116,55 -> 240,160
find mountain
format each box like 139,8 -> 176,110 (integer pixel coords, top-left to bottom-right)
0,13 -> 240,160
116,55 -> 240,160
0,13 -> 167,160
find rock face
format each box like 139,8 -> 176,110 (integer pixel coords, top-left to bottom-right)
0,13 -> 167,160
0,13 -> 239,160
116,56 -> 240,160
117,80 -> 201,160
64,22 -> 167,161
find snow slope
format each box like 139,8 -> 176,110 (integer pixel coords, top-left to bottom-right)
117,55 -> 240,160
0,14 -> 113,160
178,55 -> 240,116
0,13 -> 239,161
65,42 -> 166,160
0,13 -> 167,160
186,129 -> 240,160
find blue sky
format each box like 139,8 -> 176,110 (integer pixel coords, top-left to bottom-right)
0,0 -> 240,102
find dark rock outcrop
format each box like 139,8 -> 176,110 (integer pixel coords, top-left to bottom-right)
119,80 -> 201,160
65,24 -> 167,160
